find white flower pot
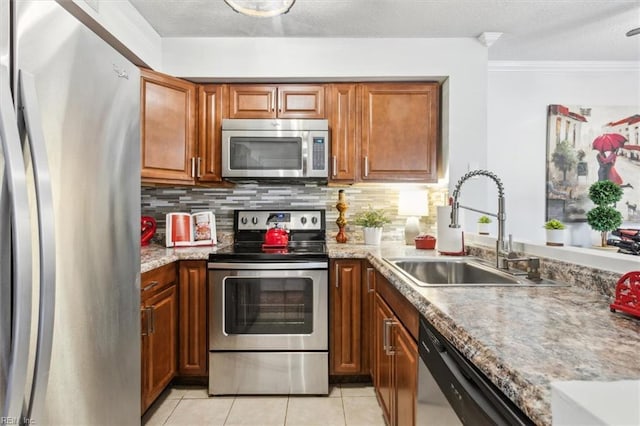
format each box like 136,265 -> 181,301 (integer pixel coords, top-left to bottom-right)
546,229 -> 565,246
363,227 -> 383,245
477,223 -> 489,235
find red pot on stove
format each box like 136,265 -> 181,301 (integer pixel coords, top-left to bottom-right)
264,226 -> 289,247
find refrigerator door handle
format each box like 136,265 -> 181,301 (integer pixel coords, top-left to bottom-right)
0,65 -> 33,422
18,71 -> 57,422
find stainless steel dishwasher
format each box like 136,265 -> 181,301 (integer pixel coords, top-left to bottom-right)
417,317 -> 534,425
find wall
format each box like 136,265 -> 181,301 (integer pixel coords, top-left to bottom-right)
487,61 -> 640,246
142,184 -> 447,244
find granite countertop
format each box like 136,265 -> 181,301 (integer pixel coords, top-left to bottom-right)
141,242 -> 640,425
141,244 -> 229,273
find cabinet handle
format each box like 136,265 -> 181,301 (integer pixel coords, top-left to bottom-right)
366,268 -> 374,293
149,306 -> 156,334
271,94 -> 276,112
384,319 -> 397,356
364,156 -> 369,177
197,157 -> 202,178
335,264 -> 339,288
141,308 -> 148,336
190,157 -> 196,178
332,155 -> 337,177
278,93 -> 282,113
142,307 -> 153,336
142,280 -> 158,292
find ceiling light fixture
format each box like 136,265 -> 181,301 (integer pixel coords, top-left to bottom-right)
626,27 -> 640,37
224,0 -> 295,18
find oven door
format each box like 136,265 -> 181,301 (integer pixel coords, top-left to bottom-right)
209,262 -> 328,351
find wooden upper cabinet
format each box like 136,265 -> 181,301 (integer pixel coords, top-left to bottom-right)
228,84 -> 325,119
141,69 -> 197,185
198,85 -> 225,182
360,82 -> 439,182
278,85 -> 325,118
328,83 -> 358,182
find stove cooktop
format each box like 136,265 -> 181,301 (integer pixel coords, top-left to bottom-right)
210,209 -> 328,263
210,241 -> 328,262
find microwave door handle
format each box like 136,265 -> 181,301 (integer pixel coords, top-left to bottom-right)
302,135 -> 308,176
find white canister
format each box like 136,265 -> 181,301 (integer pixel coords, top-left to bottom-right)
436,206 -> 465,254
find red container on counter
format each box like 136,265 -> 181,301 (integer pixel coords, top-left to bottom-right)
415,234 -> 436,250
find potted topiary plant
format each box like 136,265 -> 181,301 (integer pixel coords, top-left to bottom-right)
477,215 -> 491,235
354,206 -> 391,245
586,180 -> 623,248
544,219 -> 566,246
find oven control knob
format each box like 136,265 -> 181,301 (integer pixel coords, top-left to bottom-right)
241,216 -> 248,225
311,216 -> 318,225
300,216 -> 307,225
252,217 -> 258,225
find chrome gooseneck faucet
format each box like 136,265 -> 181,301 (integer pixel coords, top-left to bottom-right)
450,170 -> 508,268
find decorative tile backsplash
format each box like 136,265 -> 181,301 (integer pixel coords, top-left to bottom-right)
142,183 -> 449,244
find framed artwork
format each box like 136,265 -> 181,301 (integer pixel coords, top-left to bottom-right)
545,104 -> 640,225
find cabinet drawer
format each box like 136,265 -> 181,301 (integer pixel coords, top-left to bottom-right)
141,262 -> 177,302
376,271 -> 419,341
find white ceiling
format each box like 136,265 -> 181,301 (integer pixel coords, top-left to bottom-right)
128,0 -> 640,61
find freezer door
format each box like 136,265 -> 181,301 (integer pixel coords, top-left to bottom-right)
15,0 -> 141,424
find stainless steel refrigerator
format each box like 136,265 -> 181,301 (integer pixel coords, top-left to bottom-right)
1,0 -> 140,424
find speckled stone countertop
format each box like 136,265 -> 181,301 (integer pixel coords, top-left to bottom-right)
141,244 -> 228,273
142,242 -> 640,425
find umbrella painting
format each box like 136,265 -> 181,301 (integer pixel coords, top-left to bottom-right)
545,105 -> 640,226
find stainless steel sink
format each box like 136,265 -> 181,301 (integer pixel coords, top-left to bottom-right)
382,257 -> 563,287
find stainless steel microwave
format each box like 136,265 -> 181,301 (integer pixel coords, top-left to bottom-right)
221,119 -> 329,180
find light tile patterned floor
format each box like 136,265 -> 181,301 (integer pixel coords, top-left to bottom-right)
142,384 -> 385,426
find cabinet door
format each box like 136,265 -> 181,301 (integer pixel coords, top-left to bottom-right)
140,306 -> 149,412
198,84 -> 225,182
144,284 -> 177,409
330,259 -> 363,374
360,82 -> 439,182
277,85 -> 325,119
141,69 -> 197,185
228,84 -> 277,118
393,320 -> 418,426
362,263 -> 375,376
328,83 -> 358,182
374,293 -> 394,425
178,261 -> 208,376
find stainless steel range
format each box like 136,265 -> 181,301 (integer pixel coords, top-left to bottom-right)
208,209 -> 328,395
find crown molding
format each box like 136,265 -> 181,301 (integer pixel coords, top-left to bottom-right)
488,61 -> 640,72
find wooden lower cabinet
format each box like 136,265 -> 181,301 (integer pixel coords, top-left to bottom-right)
330,259 -> 363,374
141,272 -> 178,413
330,259 -> 376,376
178,261 -> 208,376
374,279 -> 418,426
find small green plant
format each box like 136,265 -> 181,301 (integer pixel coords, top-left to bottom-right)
586,180 -> 623,247
544,219 -> 566,230
354,207 -> 391,228
478,215 -> 492,224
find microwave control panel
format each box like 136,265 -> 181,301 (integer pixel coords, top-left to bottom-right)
312,137 -> 326,170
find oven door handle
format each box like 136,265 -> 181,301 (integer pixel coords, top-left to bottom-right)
208,262 -> 328,270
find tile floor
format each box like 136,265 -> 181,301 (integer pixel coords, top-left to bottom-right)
142,384 -> 385,426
